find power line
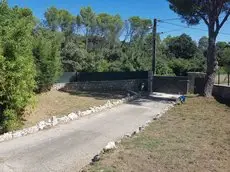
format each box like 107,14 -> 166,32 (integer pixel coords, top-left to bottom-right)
159,20 -> 207,31
158,20 -> 230,36
159,18 -> 181,21
157,24 -> 186,34
159,28 -> 186,35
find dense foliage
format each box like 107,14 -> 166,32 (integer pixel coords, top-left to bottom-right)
33,28 -> 63,92
43,6 -> 218,75
0,1 -> 36,131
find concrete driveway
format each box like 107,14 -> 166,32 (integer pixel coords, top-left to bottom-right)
0,98 -> 173,172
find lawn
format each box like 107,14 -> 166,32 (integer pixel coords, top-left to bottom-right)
84,97 -> 230,172
23,90 -> 125,127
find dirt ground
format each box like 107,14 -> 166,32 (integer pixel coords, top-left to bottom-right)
23,90 -> 125,127
84,97 -> 230,172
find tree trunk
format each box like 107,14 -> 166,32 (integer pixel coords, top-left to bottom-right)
85,28 -> 88,51
204,31 -> 218,97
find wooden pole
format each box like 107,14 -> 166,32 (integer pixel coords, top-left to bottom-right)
152,19 -> 157,74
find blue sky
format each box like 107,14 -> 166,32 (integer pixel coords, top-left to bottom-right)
8,0 -> 230,42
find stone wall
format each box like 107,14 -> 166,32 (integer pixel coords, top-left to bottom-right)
53,76 -> 191,95
213,85 -> 230,100
194,74 -> 230,100
54,79 -> 148,92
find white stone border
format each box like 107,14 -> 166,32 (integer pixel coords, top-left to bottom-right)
0,95 -> 137,143
89,101 -> 176,165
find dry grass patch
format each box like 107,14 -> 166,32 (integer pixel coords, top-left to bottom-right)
23,90 -> 124,127
84,97 -> 230,172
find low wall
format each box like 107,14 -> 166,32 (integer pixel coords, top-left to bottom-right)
153,76 -> 189,94
54,79 -> 148,92
194,77 -> 230,100
56,72 -> 76,83
53,75 -> 190,94
213,85 -> 230,100
76,71 -> 148,81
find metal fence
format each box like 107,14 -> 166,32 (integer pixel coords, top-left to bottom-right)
216,72 -> 230,86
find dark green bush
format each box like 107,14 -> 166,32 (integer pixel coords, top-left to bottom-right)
0,2 -> 36,131
33,29 -> 63,92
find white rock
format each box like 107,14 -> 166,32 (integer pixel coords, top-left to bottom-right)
106,100 -> 113,108
12,131 -> 25,138
51,116 -> 58,126
24,126 -> 39,134
116,140 -> 121,144
125,133 -> 132,138
104,141 -> 116,151
81,110 -> 92,116
112,101 -> 117,105
146,120 -> 152,124
134,129 -> 140,135
0,132 -> 13,142
45,122 -> 52,127
68,112 -> 78,120
90,107 -> 96,113
57,116 -> 70,123
95,107 -> 100,112
139,126 -> 144,131
100,105 -> 106,110
0,135 -> 4,142
37,121 -> 47,130
77,111 -> 82,116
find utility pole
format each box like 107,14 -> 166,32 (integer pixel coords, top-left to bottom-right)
152,18 -> 157,74
149,18 -> 157,95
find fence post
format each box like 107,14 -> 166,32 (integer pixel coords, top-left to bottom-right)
148,71 -> 153,95
218,72 -> 220,85
228,72 -> 230,86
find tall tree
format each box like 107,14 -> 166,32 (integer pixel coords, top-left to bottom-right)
44,7 -> 60,31
96,13 -> 123,49
166,33 -> 198,59
127,16 -> 152,42
168,0 -> 230,97
58,9 -> 75,34
79,7 -> 96,51
198,36 -> 209,52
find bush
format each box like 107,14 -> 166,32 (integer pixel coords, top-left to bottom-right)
168,58 -> 190,76
156,58 -> 173,75
0,2 -> 36,131
1,109 -> 22,132
33,29 -> 63,92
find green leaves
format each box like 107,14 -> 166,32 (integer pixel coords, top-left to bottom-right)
0,1 -> 36,131
128,16 -> 152,41
166,34 -> 198,59
33,28 -> 62,92
45,7 -> 76,34
217,42 -> 230,72
45,7 -> 60,31
80,6 -> 96,28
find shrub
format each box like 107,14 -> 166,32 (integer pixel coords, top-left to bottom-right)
0,2 -> 36,131
33,29 -> 63,92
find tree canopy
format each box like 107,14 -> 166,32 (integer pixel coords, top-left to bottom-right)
168,0 -> 230,96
